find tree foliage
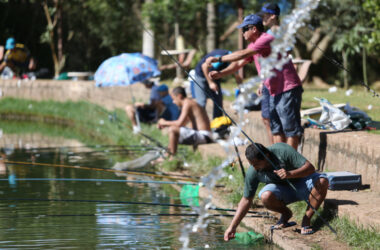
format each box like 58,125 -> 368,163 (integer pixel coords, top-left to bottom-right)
0,0 -> 378,85
301,0 -> 380,86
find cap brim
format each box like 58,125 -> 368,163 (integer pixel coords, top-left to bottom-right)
236,22 -> 246,29
257,11 -> 266,17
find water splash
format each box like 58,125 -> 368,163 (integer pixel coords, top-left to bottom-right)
179,0 -> 320,249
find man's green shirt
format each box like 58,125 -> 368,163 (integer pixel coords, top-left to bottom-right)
243,143 -> 307,198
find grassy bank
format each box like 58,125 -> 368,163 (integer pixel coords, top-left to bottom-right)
1,97 -> 379,248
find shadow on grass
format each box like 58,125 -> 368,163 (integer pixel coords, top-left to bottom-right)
311,201 -> 339,233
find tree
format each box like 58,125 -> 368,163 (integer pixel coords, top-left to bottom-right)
41,0 -> 65,78
299,0 -> 380,87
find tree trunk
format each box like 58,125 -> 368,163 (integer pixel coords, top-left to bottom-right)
306,27 -> 321,52
55,0 -> 65,73
362,47 -> 368,91
206,2 -> 216,52
142,0 -> 154,58
311,27 -> 337,64
342,50 -> 349,89
174,22 -> 184,82
42,1 -> 59,78
236,0 -> 244,79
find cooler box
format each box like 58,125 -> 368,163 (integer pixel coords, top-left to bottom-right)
325,171 -> 362,191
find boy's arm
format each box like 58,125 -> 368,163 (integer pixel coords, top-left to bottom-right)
158,100 -> 190,128
201,62 -> 219,93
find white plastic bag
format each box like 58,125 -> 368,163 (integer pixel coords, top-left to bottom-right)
316,98 -> 351,130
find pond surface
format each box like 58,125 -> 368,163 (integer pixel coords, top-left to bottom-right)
0,143 -> 277,249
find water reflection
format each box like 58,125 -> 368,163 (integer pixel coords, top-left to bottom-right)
0,146 -> 275,249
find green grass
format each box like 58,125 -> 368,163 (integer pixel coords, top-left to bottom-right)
331,216 -> 380,249
288,201 -> 380,249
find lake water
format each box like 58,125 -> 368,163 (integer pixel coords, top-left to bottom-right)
0,142 -> 277,249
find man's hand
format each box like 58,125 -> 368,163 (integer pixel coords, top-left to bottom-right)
274,168 -> 291,179
224,226 -> 236,241
209,81 -> 219,93
209,71 -> 222,80
205,57 -> 218,68
256,84 -> 263,96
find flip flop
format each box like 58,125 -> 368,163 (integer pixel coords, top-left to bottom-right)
270,220 -> 297,230
300,226 -> 315,235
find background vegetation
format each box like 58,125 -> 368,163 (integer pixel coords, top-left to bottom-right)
0,0 -> 379,89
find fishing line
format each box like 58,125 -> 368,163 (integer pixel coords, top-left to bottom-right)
0,198 -> 273,217
4,160 -> 197,182
296,32 -> 380,98
140,17 -> 337,234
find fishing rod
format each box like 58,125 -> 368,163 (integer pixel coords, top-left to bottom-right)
140,17 -> 337,234
0,198 -> 274,217
4,160 -> 198,182
4,158 -> 196,179
233,140 -> 245,179
93,105 -> 170,153
24,144 -> 165,151
0,213 -> 266,219
22,145 -> 187,157
0,177 -> 200,186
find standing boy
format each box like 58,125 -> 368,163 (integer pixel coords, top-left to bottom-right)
193,49 -> 242,119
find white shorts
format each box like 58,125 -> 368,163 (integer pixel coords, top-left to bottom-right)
178,127 -> 213,145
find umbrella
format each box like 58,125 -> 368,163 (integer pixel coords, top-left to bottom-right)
94,53 -> 161,87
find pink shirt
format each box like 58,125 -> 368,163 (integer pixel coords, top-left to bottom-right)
245,33 -> 301,96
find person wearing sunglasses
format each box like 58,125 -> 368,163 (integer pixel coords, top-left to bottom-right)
206,14 -> 303,150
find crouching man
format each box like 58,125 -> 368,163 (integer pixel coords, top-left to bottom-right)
224,142 -> 329,239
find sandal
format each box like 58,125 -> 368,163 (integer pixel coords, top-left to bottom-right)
300,226 -> 315,235
270,220 -> 296,230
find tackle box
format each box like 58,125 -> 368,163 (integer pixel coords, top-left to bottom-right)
324,171 -> 362,191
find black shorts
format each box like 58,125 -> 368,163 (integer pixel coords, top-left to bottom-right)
137,107 -> 156,123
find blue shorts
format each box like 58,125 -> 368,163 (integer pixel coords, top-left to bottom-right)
258,173 -> 328,205
269,86 -> 303,137
261,85 -> 270,119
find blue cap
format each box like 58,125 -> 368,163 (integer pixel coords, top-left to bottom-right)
237,14 -> 263,29
5,37 -> 15,50
157,84 -> 168,92
258,3 -> 280,16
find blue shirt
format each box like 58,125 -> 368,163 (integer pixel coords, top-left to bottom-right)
195,49 -> 231,78
160,95 -> 180,121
